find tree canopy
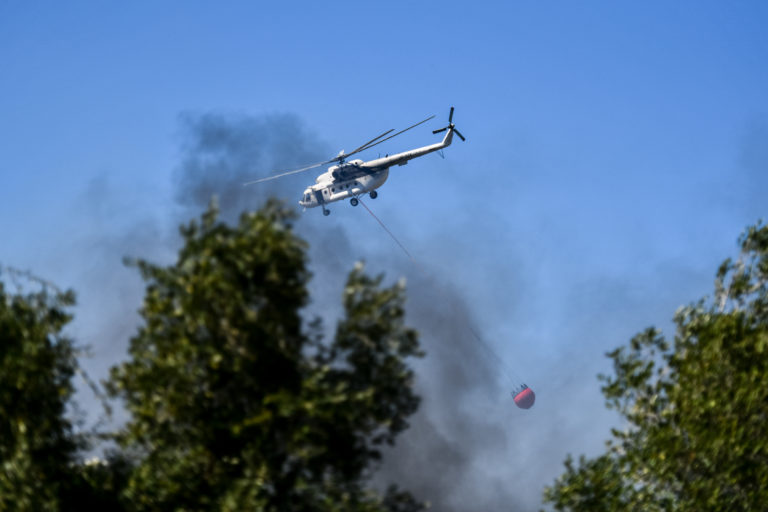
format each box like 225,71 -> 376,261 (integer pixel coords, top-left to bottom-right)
13,195 -> 765,511
0,269 -> 78,511
1,200 -> 425,511
107,200 -> 425,511
543,222 -> 768,511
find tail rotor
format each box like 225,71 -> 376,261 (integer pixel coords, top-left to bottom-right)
432,106 -> 466,141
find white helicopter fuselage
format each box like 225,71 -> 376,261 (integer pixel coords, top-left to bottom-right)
299,128 -> 454,210
299,165 -> 390,208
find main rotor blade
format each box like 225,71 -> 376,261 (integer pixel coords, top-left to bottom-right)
454,129 -> 466,141
449,106 -> 454,123
243,160 -> 331,186
347,128 -> 395,156
347,114 -> 435,157
242,114 -> 437,186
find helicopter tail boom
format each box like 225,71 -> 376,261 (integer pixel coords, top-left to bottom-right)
362,107 -> 463,170
361,136 -> 451,170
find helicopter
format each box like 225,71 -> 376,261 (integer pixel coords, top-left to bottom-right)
244,107 -> 465,215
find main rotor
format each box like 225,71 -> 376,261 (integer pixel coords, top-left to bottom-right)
244,114 -> 435,185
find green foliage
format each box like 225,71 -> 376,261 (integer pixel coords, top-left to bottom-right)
0,200 -> 424,510
108,200 -> 425,511
0,270 -> 78,511
64,452 -> 133,511
543,222 -> 768,511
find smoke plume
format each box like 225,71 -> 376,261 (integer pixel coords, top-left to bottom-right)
172,111 -> 528,510
174,111 -> 328,222
64,110 -> 643,510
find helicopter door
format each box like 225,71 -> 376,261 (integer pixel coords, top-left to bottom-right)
314,190 -> 324,204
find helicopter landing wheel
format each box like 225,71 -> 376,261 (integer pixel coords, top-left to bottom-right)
369,190 -> 378,199
323,209 -> 330,216
350,197 -> 359,207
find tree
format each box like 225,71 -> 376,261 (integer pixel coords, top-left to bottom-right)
109,200 -> 425,511
543,223 -> 768,511
0,269 -> 79,511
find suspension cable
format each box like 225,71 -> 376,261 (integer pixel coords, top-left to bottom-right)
358,199 -> 414,261
357,198 -> 525,390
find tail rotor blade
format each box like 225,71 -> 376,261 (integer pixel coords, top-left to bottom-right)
449,106 -> 454,123
432,127 -> 448,134
454,129 -> 466,141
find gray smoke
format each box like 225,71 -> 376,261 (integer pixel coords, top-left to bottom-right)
375,269 -> 525,510
172,111 -> 359,325
60,111 -> 766,510
64,110 -> 651,511
62,175 -> 175,432
174,111 -> 329,222
172,112 -> 527,510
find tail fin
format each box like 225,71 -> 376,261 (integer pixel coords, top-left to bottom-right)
441,127 -> 455,146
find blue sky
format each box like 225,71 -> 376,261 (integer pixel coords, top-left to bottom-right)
2,2 -> 767,509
